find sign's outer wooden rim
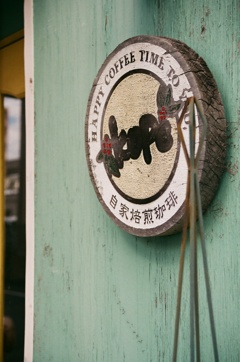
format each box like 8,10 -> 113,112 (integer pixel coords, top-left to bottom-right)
85,36 -> 226,237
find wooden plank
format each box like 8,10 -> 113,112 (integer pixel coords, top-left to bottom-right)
24,0 -> 34,360
0,95 -> 4,362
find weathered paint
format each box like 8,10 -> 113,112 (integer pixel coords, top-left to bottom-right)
0,87 -> 5,362
24,1 -> 34,360
32,0 -> 240,361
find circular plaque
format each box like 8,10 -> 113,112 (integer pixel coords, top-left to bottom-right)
85,36 -> 226,237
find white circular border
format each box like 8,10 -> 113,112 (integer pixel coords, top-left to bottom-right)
86,41 -> 200,235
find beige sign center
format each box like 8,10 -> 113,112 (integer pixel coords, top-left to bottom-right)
103,73 -> 178,200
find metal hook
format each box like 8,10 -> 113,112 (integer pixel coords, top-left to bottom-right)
173,97 -> 219,362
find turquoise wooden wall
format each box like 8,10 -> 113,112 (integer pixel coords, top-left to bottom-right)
33,0 -> 240,360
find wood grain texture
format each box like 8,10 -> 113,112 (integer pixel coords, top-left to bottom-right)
33,0 -> 240,361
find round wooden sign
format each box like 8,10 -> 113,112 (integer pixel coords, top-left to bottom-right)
85,36 -> 226,237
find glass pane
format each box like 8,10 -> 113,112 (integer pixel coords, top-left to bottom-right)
4,96 -> 25,362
